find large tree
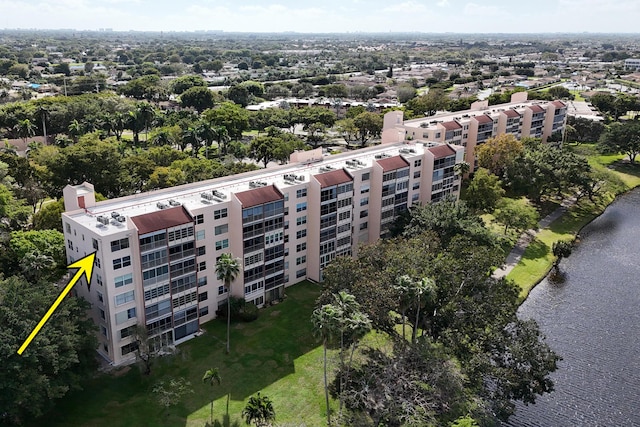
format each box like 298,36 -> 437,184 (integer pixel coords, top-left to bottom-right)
476,133 -> 524,177
242,392 -> 276,427
465,168 -> 505,213
0,276 -> 97,425
599,120 -> 640,164
216,253 -> 241,354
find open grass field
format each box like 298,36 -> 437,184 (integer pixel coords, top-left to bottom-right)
507,144 -> 640,298
30,281 -> 336,427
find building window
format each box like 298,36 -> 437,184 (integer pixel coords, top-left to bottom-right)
215,239 -> 229,250
113,256 -> 131,270
296,229 -> 307,239
198,276 -> 208,287
115,308 -> 136,325
296,242 -> 306,252
296,202 -> 307,212
121,342 -> 138,356
198,292 -> 208,302
338,211 -> 351,221
362,172 -> 370,181
413,171 -> 421,179
296,256 -> 306,265
360,222 -> 368,230
115,273 -> 133,288
195,214 -> 204,224
95,257 -> 101,268
197,246 -> 206,256
360,184 -> 370,194
97,291 -> 104,303
119,325 -> 136,340
296,268 -> 306,278
413,182 -> 420,190
218,285 -> 227,295
92,238 -> 99,250
412,193 -> 420,203
96,274 -> 103,286
296,216 -> 307,226
214,208 -> 228,219
198,261 -> 206,272
65,223 -> 71,234
67,239 -> 73,250
99,308 -> 106,320
414,159 -> 422,167
360,210 -> 368,218
215,224 -> 228,235
115,290 -> 135,306
296,188 -> 307,198
199,306 -> 209,317
360,197 -> 369,206
196,230 -> 205,241
110,238 -> 130,252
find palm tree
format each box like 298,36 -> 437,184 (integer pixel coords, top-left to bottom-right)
15,119 -> 36,144
215,253 -> 241,354
242,392 -> 275,427
182,126 -> 201,156
454,161 -> 471,178
411,277 -> 435,344
36,106 -> 49,143
137,103 -> 156,144
67,119 -> 83,143
127,109 -> 145,146
202,368 -> 221,425
311,303 -> 341,426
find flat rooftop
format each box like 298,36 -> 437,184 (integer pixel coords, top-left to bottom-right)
403,99 -> 558,129
64,141 -> 445,236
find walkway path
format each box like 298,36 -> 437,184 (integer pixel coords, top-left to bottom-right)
492,196 -> 578,279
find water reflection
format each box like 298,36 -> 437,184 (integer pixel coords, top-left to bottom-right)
506,190 -> 640,427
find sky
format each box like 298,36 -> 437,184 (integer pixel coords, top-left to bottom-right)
1,0 -> 639,34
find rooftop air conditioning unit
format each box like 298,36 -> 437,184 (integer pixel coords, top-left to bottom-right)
212,190 -> 227,199
116,216 -> 126,223
111,211 -> 120,218
97,216 -> 109,225
201,192 -> 214,201
168,199 -> 181,206
156,202 -> 168,209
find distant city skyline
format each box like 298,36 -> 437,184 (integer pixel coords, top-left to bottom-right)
1,0 -> 639,34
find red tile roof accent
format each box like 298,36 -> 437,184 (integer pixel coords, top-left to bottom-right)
377,156 -> 410,172
428,144 -> 456,160
441,120 -> 462,130
503,109 -> 521,118
235,185 -> 283,208
131,206 -> 193,235
552,100 -> 566,108
529,104 -> 545,113
473,114 -> 494,124
314,169 -> 353,188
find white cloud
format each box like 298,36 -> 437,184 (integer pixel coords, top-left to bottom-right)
437,0 -> 449,7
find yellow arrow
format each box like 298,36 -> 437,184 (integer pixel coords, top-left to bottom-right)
17,251 -> 96,356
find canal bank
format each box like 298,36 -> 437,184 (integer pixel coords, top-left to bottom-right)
506,188 -> 640,427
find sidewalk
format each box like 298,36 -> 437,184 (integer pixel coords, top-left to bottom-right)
492,196 -> 578,279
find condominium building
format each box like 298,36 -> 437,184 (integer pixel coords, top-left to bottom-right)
381,92 -> 567,168
62,141 -> 464,366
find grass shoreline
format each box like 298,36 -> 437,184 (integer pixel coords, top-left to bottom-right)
507,146 -> 640,300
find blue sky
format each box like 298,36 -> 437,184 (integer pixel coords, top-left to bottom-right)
1,0 -> 638,33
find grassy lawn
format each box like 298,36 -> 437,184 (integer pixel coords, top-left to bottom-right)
507,145 -> 640,298
31,281 -> 336,427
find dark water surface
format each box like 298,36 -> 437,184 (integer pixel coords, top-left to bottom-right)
507,189 -> 640,427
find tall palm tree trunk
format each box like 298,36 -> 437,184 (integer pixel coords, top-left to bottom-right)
323,340 -> 331,426
226,285 -> 231,354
